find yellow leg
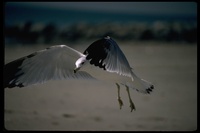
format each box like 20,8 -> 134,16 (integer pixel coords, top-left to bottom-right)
116,83 -> 123,110
125,85 -> 136,112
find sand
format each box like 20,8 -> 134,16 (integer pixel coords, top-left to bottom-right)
4,41 -> 197,131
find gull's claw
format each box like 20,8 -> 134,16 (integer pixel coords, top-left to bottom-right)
116,83 -> 136,111
116,83 -> 123,110
118,97 -> 124,109
129,99 -> 136,112
125,85 -> 136,112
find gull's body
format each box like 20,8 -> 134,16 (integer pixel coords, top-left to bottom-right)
4,36 -> 154,111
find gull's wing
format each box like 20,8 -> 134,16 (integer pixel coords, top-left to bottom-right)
83,36 -> 133,79
4,45 -> 95,88
83,36 -> 154,94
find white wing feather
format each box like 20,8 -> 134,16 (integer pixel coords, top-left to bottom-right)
5,45 -> 95,88
103,40 -> 133,79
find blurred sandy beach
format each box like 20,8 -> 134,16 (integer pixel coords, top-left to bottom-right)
4,41 -> 197,131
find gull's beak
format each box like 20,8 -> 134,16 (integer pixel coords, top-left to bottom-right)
74,67 -> 80,73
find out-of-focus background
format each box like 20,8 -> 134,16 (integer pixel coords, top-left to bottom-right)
4,2 -> 197,131
5,2 -> 197,44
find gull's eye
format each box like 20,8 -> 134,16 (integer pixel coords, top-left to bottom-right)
81,62 -> 85,65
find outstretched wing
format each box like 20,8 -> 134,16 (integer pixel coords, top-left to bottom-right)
83,36 -> 133,79
4,45 -> 95,88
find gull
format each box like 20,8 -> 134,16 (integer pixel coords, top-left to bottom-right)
4,36 -> 154,112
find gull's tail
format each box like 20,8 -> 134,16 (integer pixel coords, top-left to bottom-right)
139,78 -> 154,94
125,70 -> 154,94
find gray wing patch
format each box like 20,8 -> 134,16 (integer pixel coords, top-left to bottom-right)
4,45 -> 95,88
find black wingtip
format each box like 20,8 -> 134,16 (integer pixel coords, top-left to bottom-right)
151,85 -> 154,89
4,54 -> 27,89
146,85 -> 154,94
4,82 -> 24,89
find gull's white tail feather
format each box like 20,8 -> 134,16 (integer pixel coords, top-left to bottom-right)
140,79 -> 154,94
123,70 -> 154,94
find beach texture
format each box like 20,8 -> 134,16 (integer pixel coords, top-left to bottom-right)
4,42 -> 197,131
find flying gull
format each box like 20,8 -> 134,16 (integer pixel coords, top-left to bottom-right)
4,36 -> 154,112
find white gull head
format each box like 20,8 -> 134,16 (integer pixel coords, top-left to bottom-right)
74,56 -> 87,73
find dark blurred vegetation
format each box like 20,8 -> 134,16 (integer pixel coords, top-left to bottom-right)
5,21 -> 197,45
